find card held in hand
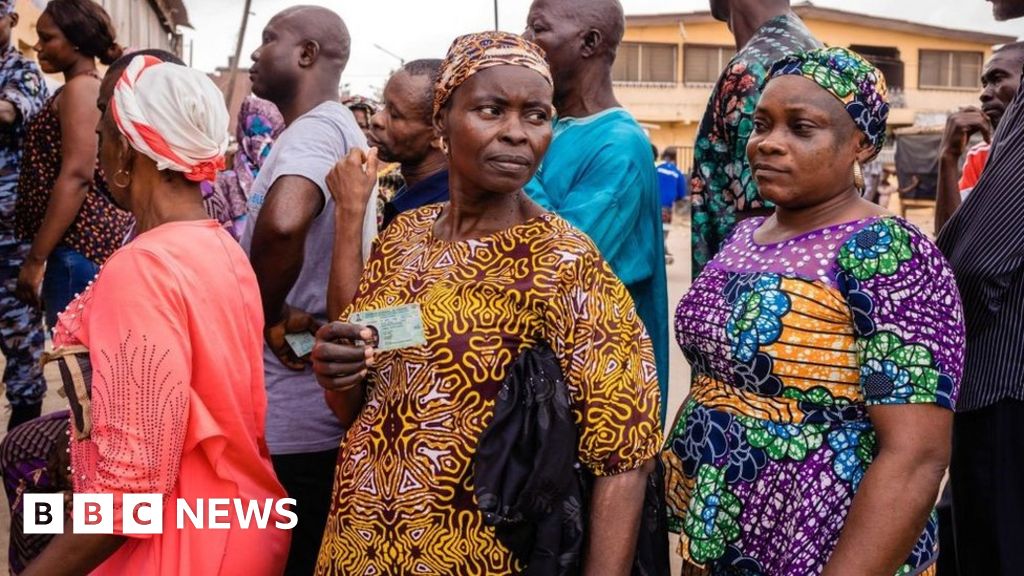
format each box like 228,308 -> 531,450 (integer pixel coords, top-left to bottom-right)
285,332 -> 316,358
350,303 -> 428,351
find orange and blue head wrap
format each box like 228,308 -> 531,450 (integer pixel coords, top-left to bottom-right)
433,31 -> 552,118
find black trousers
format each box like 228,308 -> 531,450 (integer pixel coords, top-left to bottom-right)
950,399 -> 1024,576
271,447 -> 340,576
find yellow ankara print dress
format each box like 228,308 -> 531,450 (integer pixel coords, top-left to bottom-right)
315,205 -> 663,575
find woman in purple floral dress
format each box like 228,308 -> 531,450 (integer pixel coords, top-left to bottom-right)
663,48 -> 964,576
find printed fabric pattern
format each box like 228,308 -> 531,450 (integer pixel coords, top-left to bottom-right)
690,13 -> 821,277
15,88 -> 133,264
316,205 -> 662,575
665,216 -> 963,575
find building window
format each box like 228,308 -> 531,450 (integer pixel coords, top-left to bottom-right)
613,42 -> 677,83
849,45 -> 904,90
614,43 -> 641,82
684,45 -> 734,84
919,50 -> 983,89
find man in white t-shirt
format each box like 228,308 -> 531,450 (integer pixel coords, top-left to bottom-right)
241,6 -> 375,575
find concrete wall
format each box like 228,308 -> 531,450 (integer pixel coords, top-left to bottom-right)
208,66 -> 253,137
617,14 -> 1000,154
11,0 -> 181,66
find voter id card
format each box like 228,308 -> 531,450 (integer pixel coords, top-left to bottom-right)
285,331 -> 316,358
349,304 -> 427,351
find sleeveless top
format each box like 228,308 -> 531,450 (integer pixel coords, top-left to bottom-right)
15,79 -> 133,264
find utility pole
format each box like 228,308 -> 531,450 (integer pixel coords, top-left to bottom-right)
373,44 -> 405,67
224,0 -> 254,109
494,0 -> 499,30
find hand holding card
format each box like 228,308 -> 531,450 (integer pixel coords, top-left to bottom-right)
349,304 -> 427,352
285,331 -> 317,358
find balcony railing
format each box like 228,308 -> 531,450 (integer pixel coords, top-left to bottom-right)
615,82 -> 975,126
888,88 -> 907,109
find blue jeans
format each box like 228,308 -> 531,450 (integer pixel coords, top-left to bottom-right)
42,246 -> 99,329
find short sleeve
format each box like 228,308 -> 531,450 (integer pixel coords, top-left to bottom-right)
69,249 -> 191,535
836,219 -> 964,410
266,109 -> 362,202
269,134 -> 343,200
0,57 -> 46,124
544,239 -> 663,476
958,146 -> 986,194
261,109 -> 376,250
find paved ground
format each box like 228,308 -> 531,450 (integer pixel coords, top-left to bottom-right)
663,219 -> 694,573
0,203 -> 934,571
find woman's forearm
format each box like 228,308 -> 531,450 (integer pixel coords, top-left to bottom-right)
823,450 -> 946,576
326,203 -> 368,320
27,173 -> 91,264
583,459 -> 653,576
23,532 -> 126,576
325,385 -> 365,428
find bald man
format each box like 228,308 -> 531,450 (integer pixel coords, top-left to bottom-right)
524,0 -> 670,427
242,6 -> 376,574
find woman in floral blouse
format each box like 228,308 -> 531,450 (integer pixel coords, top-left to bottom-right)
14,0 -> 131,326
663,47 -> 964,576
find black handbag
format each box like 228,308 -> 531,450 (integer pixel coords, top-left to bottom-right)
474,343 -> 670,576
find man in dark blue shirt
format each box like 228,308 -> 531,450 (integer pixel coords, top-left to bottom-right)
369,59 -> 449,229
657,147 -> 687,264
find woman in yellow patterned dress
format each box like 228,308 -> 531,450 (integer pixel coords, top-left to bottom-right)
310,32 -> 663,575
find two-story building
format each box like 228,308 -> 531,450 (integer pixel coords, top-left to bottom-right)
616,2 -> 1017,171
10,0 -> 189,62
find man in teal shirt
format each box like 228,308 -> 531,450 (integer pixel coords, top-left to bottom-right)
525,0 -> 669,421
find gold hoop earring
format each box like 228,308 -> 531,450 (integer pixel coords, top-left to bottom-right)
853,161 -> 865,193
112,169 -> 131,190
440,138 -> 450,156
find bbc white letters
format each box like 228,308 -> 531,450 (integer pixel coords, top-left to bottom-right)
25,495 -> 298,534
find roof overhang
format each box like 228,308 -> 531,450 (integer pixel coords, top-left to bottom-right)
626,2 -> 1017,46
148,0 -> 193,31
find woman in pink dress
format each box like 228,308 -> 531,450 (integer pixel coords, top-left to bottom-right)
23,56 -> 290,575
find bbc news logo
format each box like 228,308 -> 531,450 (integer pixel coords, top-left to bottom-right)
24,494 -> 298,534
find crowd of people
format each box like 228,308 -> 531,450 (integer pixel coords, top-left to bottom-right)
0,0 -> 1018,574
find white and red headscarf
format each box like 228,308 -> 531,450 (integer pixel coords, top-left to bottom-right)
110,56 -> 229,182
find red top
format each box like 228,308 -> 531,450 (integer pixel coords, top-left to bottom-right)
959,142 -> 991,196
55,220 -> 290,575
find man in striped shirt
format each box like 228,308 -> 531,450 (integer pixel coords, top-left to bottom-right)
936,1 -> 1024,573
